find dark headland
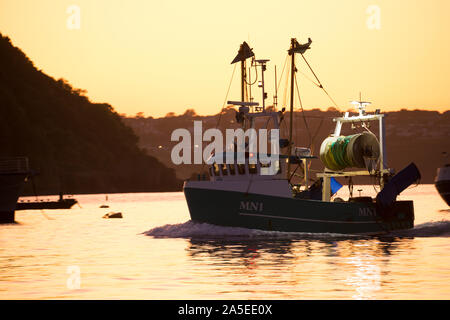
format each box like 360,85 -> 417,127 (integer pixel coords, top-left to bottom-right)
0,34 -> 181,195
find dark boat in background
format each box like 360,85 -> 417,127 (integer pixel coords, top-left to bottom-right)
16,166 -> 79,210
16,194 -> 77,210
0,157 -> 29,223
435,152 -> 450,206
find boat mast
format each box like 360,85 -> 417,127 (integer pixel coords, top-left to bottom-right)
231,42 -> 255,101
241,60 -> 246,102
285,37 -> 312,181
254,59 -> 269,112
230,42 -> 255,129
273,65 -> 278,109
287,38 -> 296,179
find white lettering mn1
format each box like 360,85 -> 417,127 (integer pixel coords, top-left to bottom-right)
240,201 -> 263,212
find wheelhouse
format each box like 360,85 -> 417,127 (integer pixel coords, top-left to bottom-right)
207,152 -> 286,181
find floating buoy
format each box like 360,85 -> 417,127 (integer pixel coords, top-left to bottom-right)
102,212 -> 123,219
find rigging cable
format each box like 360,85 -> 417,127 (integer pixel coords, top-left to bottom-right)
294,73 -> 312,149
310,116 -> 325,156
214,63 -> 238,129
276,55 -> 289,94
297,68 -> 321,88
199,63 -> 238,177
282,57 -> 291,111
299,53 -> 340,109
244,58 -> 258,86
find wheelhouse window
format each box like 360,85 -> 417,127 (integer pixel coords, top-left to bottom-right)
213,163 -> 220,176
229,164 -> 236,175
221,164 -> 228,175
259,160 -> 282,175
248,163 -> 257,174
275,160 -> 281,174
260,161 -> 271,175
237,163 -> 246,175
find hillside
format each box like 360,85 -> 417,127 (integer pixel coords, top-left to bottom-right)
124,107 -> 450,184
0,34 -> 181,195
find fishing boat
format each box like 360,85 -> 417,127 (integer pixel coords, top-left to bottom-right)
0,157 -> 30,223
183,38 -> 420,235
435,152 -> 450,206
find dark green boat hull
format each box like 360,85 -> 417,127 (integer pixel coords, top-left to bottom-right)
435,179 -> 450,206
184,187 -> 414,235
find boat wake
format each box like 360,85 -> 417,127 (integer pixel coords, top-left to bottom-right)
143,221 -> 360,240
388,220 -> 450,238
143,220 -> 450,240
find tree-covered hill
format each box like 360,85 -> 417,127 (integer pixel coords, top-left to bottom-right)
0,34 -> 181,195
124,107 -> 450,184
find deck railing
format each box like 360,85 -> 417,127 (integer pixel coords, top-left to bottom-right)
0,157 -> 30,173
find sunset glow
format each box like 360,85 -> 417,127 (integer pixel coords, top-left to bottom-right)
0,0 -> 449,117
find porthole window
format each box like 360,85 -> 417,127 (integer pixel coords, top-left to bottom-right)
237,163 -> 246,175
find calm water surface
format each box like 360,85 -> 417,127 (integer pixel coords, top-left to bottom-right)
1,184 -> 449,299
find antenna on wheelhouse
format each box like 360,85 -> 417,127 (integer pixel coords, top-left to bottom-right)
350,92 -> 371,117
229,42 -> 259,129
255,59 -> 270,112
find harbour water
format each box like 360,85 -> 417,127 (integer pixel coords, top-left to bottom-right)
1,184 -> 449,299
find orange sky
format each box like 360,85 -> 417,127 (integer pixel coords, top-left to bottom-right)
0,0 -> 449,117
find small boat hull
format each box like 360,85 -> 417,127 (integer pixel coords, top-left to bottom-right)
0,210 -> 15,223
16,199 -> 77,210
435,180 -> 450,206
184,185 -> 414,235
0,172 -> 28,223
435,166 -> 450,206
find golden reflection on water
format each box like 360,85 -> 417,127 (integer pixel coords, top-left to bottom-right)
1,185 -> 449,299
183,233 -> 446,299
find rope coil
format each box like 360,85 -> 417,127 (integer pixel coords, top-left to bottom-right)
320,132 -> 380,171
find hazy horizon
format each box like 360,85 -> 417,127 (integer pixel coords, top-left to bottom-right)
1,0 -> 449,118
125,105 -> 449,119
